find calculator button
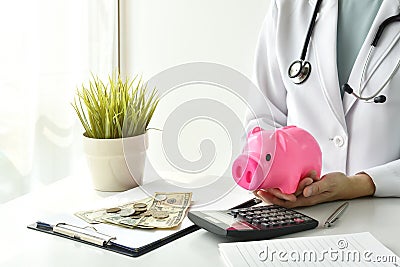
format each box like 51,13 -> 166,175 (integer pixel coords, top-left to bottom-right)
261,222 -> 271,228
271,221 -> 281,227
228,210 -> 239,217
252,219 -> 261,225
238,212 -> 247,218
245,216 -> 254,223
294,218 -> 305,223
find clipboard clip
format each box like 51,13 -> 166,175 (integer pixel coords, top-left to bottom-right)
52,223 -> 116,246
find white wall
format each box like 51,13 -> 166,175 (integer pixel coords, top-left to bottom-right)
122,0 -> 269,78
121,0 -> 270,184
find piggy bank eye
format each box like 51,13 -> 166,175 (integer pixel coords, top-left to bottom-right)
265,153 -> 272,161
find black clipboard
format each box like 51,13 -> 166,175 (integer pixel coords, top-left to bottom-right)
27,221 -> 200,257
27,198 -> 260,258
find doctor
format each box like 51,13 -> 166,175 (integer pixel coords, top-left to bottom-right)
250,0 -> 400,207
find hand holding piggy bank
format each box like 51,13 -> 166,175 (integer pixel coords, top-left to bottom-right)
232,126 -> 322,194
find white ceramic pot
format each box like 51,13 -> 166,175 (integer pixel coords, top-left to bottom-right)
83,133 -> 148,192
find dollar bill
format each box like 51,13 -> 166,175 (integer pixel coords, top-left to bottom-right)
103,214 -> 154,229
136,192 -> 192,229
74,197 -> 153,224
75,209 -> 107,224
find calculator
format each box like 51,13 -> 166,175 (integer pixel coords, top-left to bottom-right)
188,204 -> 318,240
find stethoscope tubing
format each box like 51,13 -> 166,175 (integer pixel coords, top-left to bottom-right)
300,0 -> 323,61
288,0 -> 400,103
354,47 -> 400,102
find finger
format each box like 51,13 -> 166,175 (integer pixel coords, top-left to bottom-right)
307,170 -> 320,181
295,177 -> 313,196
254,190 -> 273,204
255,190 -> 296,208
266,188 -> 297,202
293,191 -> 335,207
303,178 -> 331,197
256,190 -> 331,208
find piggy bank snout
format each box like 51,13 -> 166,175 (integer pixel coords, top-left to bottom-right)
232,155 -> 265,190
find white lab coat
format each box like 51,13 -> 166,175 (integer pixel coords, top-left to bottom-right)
249,0 -> 400,196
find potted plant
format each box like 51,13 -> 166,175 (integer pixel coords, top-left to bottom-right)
72,72 -> 159,191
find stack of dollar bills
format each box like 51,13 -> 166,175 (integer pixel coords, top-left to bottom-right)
75,192 -> 192,229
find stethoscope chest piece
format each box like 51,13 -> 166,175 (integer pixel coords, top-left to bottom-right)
288,60 -> 312,84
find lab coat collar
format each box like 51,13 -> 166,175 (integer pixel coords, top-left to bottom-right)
310,0 -> 348,131
343,0 -> 400,114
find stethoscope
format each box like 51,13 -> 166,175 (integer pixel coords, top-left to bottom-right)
288,0 -> 400,103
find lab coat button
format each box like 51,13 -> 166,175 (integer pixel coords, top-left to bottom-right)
333,136 -> 345,147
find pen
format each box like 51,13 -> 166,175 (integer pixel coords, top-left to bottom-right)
324,202 -> 349,228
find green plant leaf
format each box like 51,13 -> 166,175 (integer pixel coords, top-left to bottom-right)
71,71 -> 159,139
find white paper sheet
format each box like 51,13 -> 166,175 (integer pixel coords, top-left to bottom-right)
219,232 -> 400,267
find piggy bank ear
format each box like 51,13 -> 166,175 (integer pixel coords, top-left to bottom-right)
251,127 -> 262,134
276,130 -> 287,151
247,127 -> 262,138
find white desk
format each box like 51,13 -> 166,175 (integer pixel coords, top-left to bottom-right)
0,175 -> 399,267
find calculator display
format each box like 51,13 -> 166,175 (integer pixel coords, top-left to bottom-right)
201,211 -> 256,230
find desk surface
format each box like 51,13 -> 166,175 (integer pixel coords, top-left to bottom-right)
0,175 -> 399,267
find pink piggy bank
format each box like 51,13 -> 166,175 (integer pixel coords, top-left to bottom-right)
232,126 -> 322,194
